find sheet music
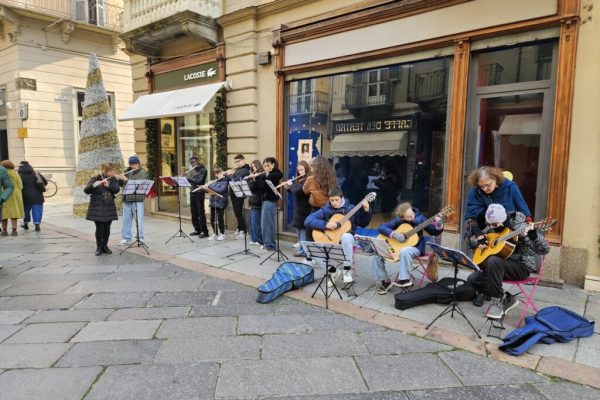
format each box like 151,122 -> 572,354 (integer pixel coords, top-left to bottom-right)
159,176 -> 190,187
428,243 -> 480,271
229,181 -> 253,198
354,235 -> 396,260
122,179 -> 155,195
265,179 -> 282,200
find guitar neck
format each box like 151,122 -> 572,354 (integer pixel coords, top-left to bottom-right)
405,213 -> 441,238
495,221 -> 546,242
336,200 -> 365,226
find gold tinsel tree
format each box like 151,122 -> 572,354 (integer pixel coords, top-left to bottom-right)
73,53 -> 123,217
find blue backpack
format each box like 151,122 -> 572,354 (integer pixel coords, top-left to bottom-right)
499,306 -> 595,356
257,262 -> 314,303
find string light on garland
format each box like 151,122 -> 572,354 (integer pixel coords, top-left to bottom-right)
214,95 -> 227,168
145,119 -> 157,178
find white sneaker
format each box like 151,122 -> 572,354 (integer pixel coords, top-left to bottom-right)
326,268 -> 342,288
207,234 -> 217,241
342,269 -> 353,283
119,239 -> 131,246
235,230 -> 244,239
293,242 -> 301,249
249,241 -> 259,245
233,229 -> 240,237
217,233 -> 225,241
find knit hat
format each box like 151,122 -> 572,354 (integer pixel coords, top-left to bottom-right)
485,204 -> 507,224
128,155 -> 140,164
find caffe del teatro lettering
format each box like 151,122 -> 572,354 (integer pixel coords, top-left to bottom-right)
333,118 -> 416,134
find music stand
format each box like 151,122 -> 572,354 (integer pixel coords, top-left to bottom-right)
227,181 -> 259,258
303,241 -> 347,309
260,179 -> 288,265
161,176 -> 193,244
120,179 -> 154,255
354,234 -> 398,300
425,243 -> 481,338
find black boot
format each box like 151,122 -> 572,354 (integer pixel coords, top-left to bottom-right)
21,223 -> 29,230
102,246 -> 112,254
95,247 -> 102,256
34,224 -> 40,232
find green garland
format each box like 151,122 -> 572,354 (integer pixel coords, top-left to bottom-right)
214,95 -> 227,168
145,119 -> 157,178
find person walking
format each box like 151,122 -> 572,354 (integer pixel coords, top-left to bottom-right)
18,161 -> 47,232
83,163 -> 120,256
0,162 -> 15,235
119,155 -> 148,245
1,160 -> 24,236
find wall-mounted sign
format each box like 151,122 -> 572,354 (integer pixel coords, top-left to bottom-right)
17,127 -> 28,138
17,103 -> 28,120
154,61 -> 219,91
332,117 -> 416,134
16,78 -> 36,91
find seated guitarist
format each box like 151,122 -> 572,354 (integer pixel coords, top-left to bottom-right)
372,203 -> 444,294
466,204 -> 550,320
304,187 -> 371,284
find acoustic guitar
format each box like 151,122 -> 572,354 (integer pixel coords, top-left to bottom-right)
377,205 -> 455,260
312,192 -> 377,244
472,218 -> 557,265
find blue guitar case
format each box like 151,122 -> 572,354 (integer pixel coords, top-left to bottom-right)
257,262 -> 314,303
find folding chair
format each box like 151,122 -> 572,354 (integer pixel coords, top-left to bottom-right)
503,254 -> 546,327
410,235 -> 441,288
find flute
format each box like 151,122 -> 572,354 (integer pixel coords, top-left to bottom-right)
182,166 -> 197,174
243,171 -> 267,180
191,175 -> 227,192
276,173 -> 306,189
191,185 -> 224,197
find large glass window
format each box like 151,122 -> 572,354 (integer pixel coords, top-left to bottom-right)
286,57 -> 451,228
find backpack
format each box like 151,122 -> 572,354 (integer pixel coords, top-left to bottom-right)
257,262 -> 314,303
499,306 -> 595,356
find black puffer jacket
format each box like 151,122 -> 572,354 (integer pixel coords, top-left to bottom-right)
288,178 -> 310,229
18,163 -> 46,205
229,164 -> 250,198
186,164 -> 208,197
247,175 -> 264,208
83,175 -> 120,222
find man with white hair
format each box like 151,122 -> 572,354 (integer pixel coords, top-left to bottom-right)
467,203 -> 550,319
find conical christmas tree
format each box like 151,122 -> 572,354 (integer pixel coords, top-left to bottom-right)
73,53 -> 124,217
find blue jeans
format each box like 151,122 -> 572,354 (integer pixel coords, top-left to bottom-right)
24,203 -> 43,224
249,207 -> 263,244
371,247 -> 421,281
122,201 -> 145,240
261,200 -> 277,249
295,228 -> 307,256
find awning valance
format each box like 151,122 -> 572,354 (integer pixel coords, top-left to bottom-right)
119,81 -> 231,121
329,131 -> 408,157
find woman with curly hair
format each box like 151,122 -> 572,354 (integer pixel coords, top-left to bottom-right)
302,156 -> 337,242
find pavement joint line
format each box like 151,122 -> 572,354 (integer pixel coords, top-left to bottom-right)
42,222 -> 600,390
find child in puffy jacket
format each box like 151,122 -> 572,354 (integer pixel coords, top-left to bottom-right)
207,166 -> 230,241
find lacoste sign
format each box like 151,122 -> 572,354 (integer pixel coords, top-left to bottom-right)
154,61 -> 219,91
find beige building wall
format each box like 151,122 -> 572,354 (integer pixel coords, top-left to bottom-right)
567,2 -> 600,291
0,14 -> 134,193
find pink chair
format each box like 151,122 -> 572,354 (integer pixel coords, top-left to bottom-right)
411,252 -> 437,288
503,255 -> 546,327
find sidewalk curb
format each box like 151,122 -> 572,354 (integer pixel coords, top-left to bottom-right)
45,223 -> 600,390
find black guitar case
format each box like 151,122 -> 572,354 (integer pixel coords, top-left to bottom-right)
394,277 -> 475,310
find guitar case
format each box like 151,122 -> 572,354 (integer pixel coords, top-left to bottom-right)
394,277 -> 475,310
256,262 -> 314,303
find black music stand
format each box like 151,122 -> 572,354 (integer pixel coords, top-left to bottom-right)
227,180 -> 259,258
304,241 -> 347,309
120,179 -> 154,255
260,180 -> 288,265
354,234 -> 399,299
425,243 -> 481,338
161,176 -> 193,244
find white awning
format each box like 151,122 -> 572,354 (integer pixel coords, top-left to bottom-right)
329,131 -> 408,157
119,81 -> 231,121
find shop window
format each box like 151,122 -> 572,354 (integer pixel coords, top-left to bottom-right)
285,58 -> 451,230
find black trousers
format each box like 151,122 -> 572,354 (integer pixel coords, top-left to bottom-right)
94,221 -> 112,248
190,194 -> 208,234
467,255 -> 529,298
231,197 -> 246,232
210,207 -> 225,235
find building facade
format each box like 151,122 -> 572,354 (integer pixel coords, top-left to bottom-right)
0,0 -> 134,192
121,0 -> 599,291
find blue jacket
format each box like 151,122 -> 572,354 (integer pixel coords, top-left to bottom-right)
377,207 -> 443,255
304,198 -> 372,234
208,178 -> 229,209
464,179 -> 531,222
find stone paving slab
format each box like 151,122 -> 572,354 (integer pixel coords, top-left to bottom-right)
237,314 -> 308,335
147,291 -> 216,307
438,350 -> 548,385
533,381 -> 600,400
574,333 -> 600,368
305,312 -> 386,333
154,335 -> 261,363
0,366 -> 102,400
360,331 -> 452,355
0,280 -> 76,296
56,339 -> 162,367
406,384 -> 547,400
76,292 -> 155,309
0,324 -> 22,342
261,393 -> 409,400
0,310 -> 33,324
191,303 -> 276,317
355,353 -> 461,391
262,331 -> 369,358
4,321 -> 85,343
216,357 -> 368,398
156,316 -> 237,338
198,278 -> 248,291
71,320 -> 161,342
63,278 -> 205,294
85,363 -> 219,400
0,294 -> 87,310
24,308 -> 114,323
0,343 -> 71,368
108,306 -> 190,321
